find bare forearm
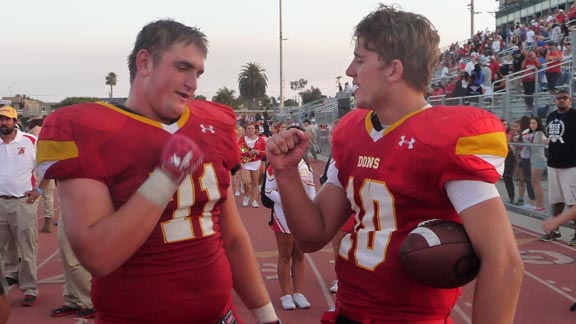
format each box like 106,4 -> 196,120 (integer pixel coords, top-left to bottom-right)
471,260 -> 523,323
65,194 -> 163,276
227,235 -> 271,308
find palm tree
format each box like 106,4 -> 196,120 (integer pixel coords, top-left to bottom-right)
238,63 -> 268,110
105,72 -> 118,98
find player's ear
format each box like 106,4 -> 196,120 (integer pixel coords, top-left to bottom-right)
136,49 -> 153,77
388,59 -> 403,82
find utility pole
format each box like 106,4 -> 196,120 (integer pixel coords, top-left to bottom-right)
470,0 -> 475,40
279,0 -> 285,116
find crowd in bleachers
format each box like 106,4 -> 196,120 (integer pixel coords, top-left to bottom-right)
427,4 -> 576,103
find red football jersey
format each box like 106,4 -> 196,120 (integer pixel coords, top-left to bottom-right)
332,106 -> 507,322
37,100 -> 241,323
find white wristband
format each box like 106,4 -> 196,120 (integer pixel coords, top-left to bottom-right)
137,168 -> 178,209
250,302 -> 278,324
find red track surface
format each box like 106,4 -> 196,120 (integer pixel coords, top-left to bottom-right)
5,160 -> 576,323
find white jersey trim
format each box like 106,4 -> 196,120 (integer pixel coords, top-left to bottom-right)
446,180 -> 500,214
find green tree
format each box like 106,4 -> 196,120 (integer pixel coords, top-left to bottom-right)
299,86 -> 326,105
238,63 -> 268,110
192,94 -> 206,100
284,98 -> 298,106
105,72 -> 118,98
290,79 -> 308,92
212,87 -> 240,110
259,95 -> 273,110
53,97 -> 101,108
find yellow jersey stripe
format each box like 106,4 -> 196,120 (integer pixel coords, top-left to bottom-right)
37,140 -> 79,165
97,101 -> 191,128
456,132 -> 507,157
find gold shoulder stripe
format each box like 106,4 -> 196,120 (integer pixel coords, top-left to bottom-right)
456,132 -> 507,157
37,140 -> 79,165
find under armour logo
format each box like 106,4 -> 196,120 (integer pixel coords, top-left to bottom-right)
398,136 -> 415,149
171,152 -> 192,172
200,124 -> 215,134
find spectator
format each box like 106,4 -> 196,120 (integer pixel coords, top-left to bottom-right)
0,106 -> 46,307
440,63 -> 450,85
50,216 -> 95,319
550,23 -> 562,45
515,116 -> 536,208
521,49 -> 542,109
266,5 -> 522,323
502,119 -> 516,204
481,60 -> 493,98
466,74 -> 483,104
537,47 -> 548,92
493,69 -> 507,92
27,118 -> 56,233
444,77 -> 456,98
540,90 -> 576,245
527,117 -> 548,211
545,42 -> 563,94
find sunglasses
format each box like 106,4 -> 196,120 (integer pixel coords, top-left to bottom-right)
556,96 -> 570,101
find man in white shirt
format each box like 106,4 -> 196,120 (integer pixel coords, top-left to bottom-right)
0,106 -> 47,307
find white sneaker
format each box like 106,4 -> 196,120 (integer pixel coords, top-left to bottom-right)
292,293 -> 310,309
252,200 -> 260,208
234,191 -> 240,197
280,295 -> 296,310
329,280 -> 338,293
242,197 -> 249,207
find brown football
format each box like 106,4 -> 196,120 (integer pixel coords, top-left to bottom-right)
399,219 -> 480,289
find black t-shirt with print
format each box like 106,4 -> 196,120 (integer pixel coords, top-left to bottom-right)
546,108 -> 576,168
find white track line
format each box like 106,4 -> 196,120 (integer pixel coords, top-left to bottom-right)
305,253 -> 335,310
523,270 -> 576,302
453,305 -> 471,324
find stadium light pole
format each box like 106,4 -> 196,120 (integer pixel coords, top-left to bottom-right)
279,0 -> 285,116
469,0 -> 475,40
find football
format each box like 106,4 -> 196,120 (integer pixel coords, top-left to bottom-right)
399,219 -> 480,289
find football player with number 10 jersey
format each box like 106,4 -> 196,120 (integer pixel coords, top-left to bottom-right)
266,6 -> 523,324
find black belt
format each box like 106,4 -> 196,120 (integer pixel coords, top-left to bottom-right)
0,195 -> 25,200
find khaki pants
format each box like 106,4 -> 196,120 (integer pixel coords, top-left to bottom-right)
0,198 -> 38,296
57,217 -> 93,308
42,180 -> 56,219
3,233 -> 19,278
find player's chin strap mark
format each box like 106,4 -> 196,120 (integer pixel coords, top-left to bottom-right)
410,227 -> 441,247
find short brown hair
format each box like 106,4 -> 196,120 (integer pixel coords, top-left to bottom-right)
128,19 -> 208,82
353,4 -> 440,93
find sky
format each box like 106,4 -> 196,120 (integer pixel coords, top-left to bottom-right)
0,0 -> 498,104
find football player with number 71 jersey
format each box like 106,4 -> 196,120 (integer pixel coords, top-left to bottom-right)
266,6 -> 523,324
36,20 -> 279,324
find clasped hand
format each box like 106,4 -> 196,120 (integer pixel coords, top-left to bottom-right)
265,128 -> 310,171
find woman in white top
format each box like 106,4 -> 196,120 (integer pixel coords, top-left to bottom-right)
264,126 -> 316,311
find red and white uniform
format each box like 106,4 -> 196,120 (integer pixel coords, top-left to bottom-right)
37,100 -> 241,324
238,135 -> 266,171
264,160 -> 316,233
329,106 -> 506,322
